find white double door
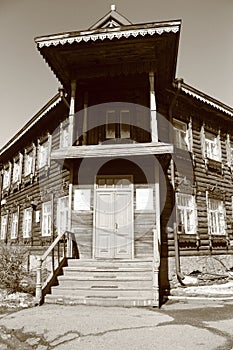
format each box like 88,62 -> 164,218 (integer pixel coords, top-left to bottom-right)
94,189 -> 133,259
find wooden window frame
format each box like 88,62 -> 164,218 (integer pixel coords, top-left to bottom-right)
0,214 -> 8,240
57,196 -> 69,234
207,195 -> 226,236
42,201 -> 52,237
176,192 -> 197,235
23,207 -> 32,238
11,210 -> 19,239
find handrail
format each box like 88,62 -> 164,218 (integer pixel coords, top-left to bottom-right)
35,230 -> 78,304
152,228 -> 160,307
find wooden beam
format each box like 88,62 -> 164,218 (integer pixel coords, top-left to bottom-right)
51,142 -> 173,160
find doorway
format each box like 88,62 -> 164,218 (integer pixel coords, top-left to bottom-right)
94,176 -> 133,259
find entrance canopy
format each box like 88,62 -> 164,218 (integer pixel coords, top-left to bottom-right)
34,7 -> 181,91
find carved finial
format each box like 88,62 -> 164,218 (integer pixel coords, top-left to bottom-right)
111,4 -> 116,11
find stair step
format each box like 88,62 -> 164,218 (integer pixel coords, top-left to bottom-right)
50,287 -> 153,298
43,259 -> 157,307
57,278 -> 152,289
45,295 -> 157,307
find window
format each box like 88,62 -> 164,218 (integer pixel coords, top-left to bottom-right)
205,132 -> 221,161
60,121 -> 71,148
23,208 -> 32,238
12,160 -> 20,184
207,197 -> 225,235
226,134 -> 233,168
1,215 -> 8,240
173,119 -> 188,150
2,167 -> 11,189
176,193 -> 196,234
57,196 -> 69,234
11,212 -> 18,239
38,140 -> 49,169
42,201 -> 52,236
106,109 -> 131,139
24,149 -> 34,176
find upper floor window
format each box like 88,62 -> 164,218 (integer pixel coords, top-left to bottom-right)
11,211 -> 18,239
60,121 -> 71,148
0,215 -> 8,240
173,119 -> 192,151
176,193 -> 196,234
57,196 -> 69,234
2,167 -> 11,190
204,131 -> 221,162
207,197 -> 225,235
106,109 -> 131,140
23,208 -> 32,238
24,149 -> 34,176
12,159 -> 20,184
42,201 -> 52,237
38,140 -> 48,168
226,134 -> 233,168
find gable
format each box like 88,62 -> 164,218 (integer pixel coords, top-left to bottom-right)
89,5 -> 132,30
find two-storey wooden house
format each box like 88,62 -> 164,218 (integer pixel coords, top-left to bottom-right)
1,6 -> 233,306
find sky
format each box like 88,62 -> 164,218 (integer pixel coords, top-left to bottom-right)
0,0 -> 233,148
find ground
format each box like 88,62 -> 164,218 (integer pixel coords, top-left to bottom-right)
0,299 -> 233,349
1,281 -> 233,349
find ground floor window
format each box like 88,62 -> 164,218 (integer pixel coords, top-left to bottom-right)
42,201 -> 52,237
176,193 -> 196,234
23,208 -> 32,238
1,215 -> 8,240
57,196 -> 69,234
11,212 -> 18,239
207,197 -> 225,235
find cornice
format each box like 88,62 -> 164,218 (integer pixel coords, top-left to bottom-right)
35,22 -> 181,48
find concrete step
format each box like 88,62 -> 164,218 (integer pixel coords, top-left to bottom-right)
56,277 -> 152,289
50,286 -> 153,298
44,294 -> 156,307
67,259 -> 153,268
62,267 -> 152,277
44,259 -> 157,307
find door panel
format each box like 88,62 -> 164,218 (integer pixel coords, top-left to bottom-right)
95,190 -> 133,259
95,192 -> 114,258
115,192 -> 133,258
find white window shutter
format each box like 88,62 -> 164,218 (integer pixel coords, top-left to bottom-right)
47,133 -> 52,168
200,125 -> 206,159
186,118 -> 193,152
226,134 -> 231,167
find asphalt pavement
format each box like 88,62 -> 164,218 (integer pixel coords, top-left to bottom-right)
0,299 -> 233,350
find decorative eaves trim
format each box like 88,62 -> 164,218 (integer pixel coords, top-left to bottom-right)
0,95 -> 62,156
181,86 -> 233,117
37,25 -> 180,48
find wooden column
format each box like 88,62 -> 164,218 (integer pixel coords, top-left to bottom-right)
153,165 -> 161,306
149,72 -> 158,142
69,80 -> 77,146
82,92 -> 88,145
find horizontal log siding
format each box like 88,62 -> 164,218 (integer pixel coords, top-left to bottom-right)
1,126 -> 70,250
164,99 -> 233,258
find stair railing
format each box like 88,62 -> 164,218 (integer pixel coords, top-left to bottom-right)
35,230 -> 78,304
152,228 -> 160,307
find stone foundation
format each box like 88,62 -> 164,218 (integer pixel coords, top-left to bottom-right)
161,254 -> 233,290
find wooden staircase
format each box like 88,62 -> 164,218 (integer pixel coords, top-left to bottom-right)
44,259 -> 157,307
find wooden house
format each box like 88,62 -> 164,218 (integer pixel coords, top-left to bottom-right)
1,6 -> 233,306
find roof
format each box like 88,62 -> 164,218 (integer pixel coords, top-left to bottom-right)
34,6 -> 181,90
0,93 -> 62,158
176,81 -> 233,117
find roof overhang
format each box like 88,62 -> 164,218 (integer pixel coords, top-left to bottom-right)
35,20 -> 181,90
